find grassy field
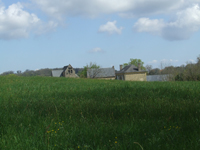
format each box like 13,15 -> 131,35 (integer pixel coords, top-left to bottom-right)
0,75 -> 200,150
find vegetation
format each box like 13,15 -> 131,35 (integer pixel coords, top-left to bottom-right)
78,62 -> 100,78
0,76 -> 200,149
123,59 -> 146,70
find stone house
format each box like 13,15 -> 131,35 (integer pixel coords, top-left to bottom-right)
52,64 -> 83,78
87,67 -> 115,80
116,64 -> 147,81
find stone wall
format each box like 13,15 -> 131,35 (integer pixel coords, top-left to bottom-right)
124,73 -> 147,81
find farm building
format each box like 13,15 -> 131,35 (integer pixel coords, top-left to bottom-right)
147,74 -> 172,81
51,64 -> 83,78
87,67 -> 115,80
116,64 -> 147,81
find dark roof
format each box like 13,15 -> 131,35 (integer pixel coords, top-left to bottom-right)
63,65 -> 83,74
116,65 -> 147,74
63,65 -> 68,70
52,70 -> 63,77
87,68 -> 115,78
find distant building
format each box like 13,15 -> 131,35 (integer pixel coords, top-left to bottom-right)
87,67 -> 115,80
147,74 -> 172,81
52,64 -> 83,78
115,64 -> 147,81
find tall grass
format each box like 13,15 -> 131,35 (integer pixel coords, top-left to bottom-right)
0,76 -> 200,149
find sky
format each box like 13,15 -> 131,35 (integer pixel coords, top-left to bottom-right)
1,0 -> 200,74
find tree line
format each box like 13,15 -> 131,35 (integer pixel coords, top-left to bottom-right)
1,55 -> 200,81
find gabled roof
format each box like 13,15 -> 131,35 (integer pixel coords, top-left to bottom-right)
52,70 -> 63,77
87,68 -> 115,78
116,65 -> 146,74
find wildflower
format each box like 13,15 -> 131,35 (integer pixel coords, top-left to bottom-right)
115,137 -> 117,139
55,144 -> 56,146
115,141 -> 117,144
62,121 -> 64,122
58,129 -> 59,130
55,131 -> 57,133
78,146 -> 80,148
47,131 -> 51,133
52,130 -> 54,131
55,123 -> 57,124
164,126 -> 166,128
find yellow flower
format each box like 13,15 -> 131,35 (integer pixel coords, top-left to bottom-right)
55,144 -> 56,146
115,141 -> 117,144
58,129 -> 59,130
52,130 -> 54,131
115,137 -> 117,139
62,121 -> 64,122
164,126 -> 166,128
55,131 -> 57,133
78,146 -> 80,148
55,123 -> 57,124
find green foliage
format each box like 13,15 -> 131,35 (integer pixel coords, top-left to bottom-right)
79,62 -> 100,78
123,58 -> 146,70
0,76 -> 200,149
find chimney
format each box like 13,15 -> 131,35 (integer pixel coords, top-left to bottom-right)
120,65 -> 123,70
138,63 -> 141,71
112,66 -> 115,69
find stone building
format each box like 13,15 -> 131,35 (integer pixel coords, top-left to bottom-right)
52,64 -> 83,78
116,64 -> 147,81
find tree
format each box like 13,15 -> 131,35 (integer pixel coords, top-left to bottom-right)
145,65 -> 152,74
149,68 -> 160,75
78,62 -> 100,78
1,71 -> 14,76
123,58 -> 146,70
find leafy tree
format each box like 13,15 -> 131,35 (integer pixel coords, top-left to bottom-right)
149,68 -> 160,75
123,58 -> 146,70
78,62 -> 100,78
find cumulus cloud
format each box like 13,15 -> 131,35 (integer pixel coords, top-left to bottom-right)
133,4 -> 200,40
31,0 -> 194,19
88,47 -> 105,53
99,21 -> 123,35
0,2 -> 57,40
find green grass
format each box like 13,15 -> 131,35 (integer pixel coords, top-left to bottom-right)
0,76 -> 200,150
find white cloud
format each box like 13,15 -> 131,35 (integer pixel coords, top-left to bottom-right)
149,60 -> 158,64
32,0 -> 196,19
148,59 -> 178,64
188,59 -> 196,63
99,21 -> 123,35
133,4 -> 200,40
133,18 -> 164,35
88,47 -> 104,53
0,2 -> 57,40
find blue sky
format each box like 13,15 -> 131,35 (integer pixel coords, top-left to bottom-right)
1,0 -> 200,74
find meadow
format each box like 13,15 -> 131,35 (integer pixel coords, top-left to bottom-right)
0,75 -> 200,150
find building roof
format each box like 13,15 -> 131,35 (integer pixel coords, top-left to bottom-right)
87,68 -> 115,78
52,70 -> 63,77
116,65 -> 147,74
147,75 -> 170,81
